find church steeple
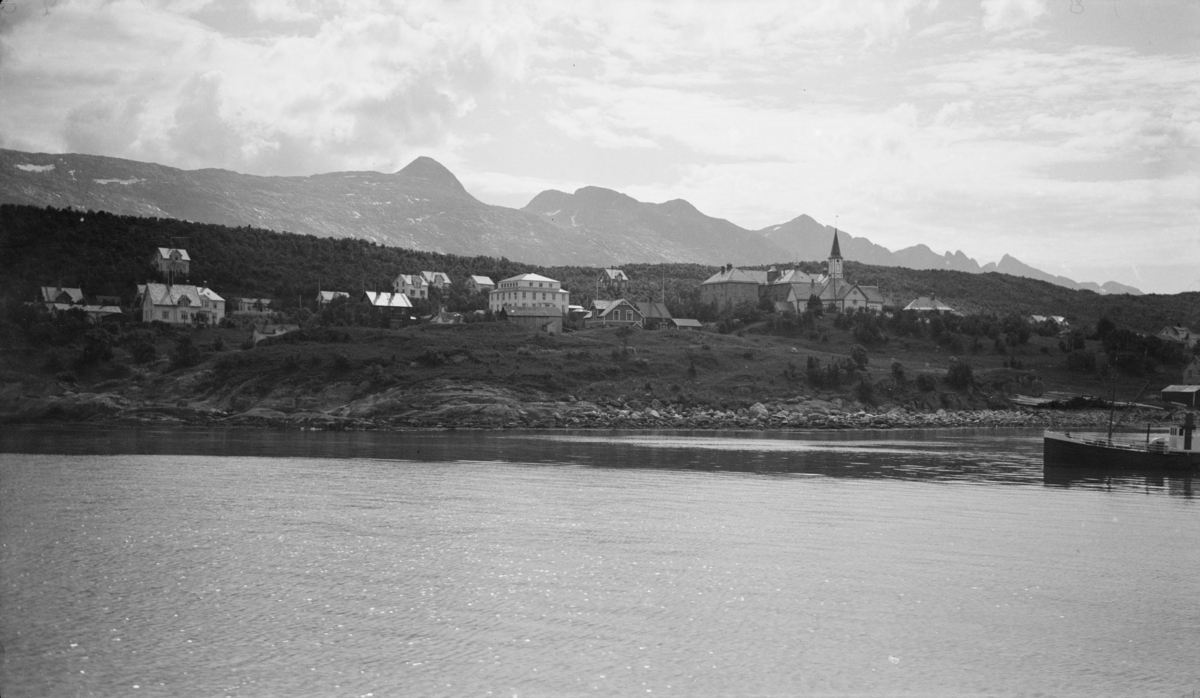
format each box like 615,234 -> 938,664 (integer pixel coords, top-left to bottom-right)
828,228 -> 843,281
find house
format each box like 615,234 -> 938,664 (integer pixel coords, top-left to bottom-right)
197,287 -> 226,324
39,286 -> 85,311
234,298 -> 275,315
1183,357 -> 1200,384
141,283 -> 221,325
635,301 -> 673,330
760,269 -> 824,304
252,323 -> 300,345
598,268 -> 629,296
1158,325 -> 1197,349
393,274 -> 428,300
1031,315 -> 1069,326
699,265 -> 766,309
465,276 -> 495,294
671,318 -> 702,331
904,295 -> 956,314
587,299 -> 643,328
1161,385 -> 1200,408
421,271 -> 452,289
501,306 -> 563,334
362,291 -> 413,312
151,248 -> 190,278
317,291 -> 350,307
489,273 -> 570,314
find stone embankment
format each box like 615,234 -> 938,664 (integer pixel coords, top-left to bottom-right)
4,383 -> 1157,432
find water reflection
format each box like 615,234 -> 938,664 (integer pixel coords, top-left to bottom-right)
1044,463 -> 1195,498
1,425 -> 1193,498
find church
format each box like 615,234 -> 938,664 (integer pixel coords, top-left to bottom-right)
763,230 -> 885,314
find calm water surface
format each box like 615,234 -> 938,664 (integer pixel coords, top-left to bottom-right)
1,426 -> 1197,697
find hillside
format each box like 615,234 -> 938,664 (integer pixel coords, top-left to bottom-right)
1,148 -> 1139,293
0,205 -> 1192,334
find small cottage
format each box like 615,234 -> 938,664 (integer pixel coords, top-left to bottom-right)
466,276 -> 495,294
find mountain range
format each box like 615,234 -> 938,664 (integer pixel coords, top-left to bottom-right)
0,148 -> 1141,295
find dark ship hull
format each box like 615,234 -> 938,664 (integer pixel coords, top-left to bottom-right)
1043,430 -> 1200,471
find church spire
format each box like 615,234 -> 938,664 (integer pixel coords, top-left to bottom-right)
828,228 -> 843,281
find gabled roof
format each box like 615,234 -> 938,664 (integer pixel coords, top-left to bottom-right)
362,291 -> 413,308
635,301 -> 672,319
701,267 -> 764,285
40,286 -> 84,304
500,272 -> 559,284
198,287 -> 224,302
598,299 -> 642,318
1159,325 -> 1195,340
1162,385 -> 1200,393
154,247 -> 190,261
904,296 -> 955,312
421,271 -> 451,284
394,274 -> 425,286
856,285 -> 885,303
672,318 -> 702,328
772,269 -> 822,285
317,290 -> 349,301
602,268 -> 629,281
143,283 -> 203,307
469,275 -> 495,286
590,299 -> 613,311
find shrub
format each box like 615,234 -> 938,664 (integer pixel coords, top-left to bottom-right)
849,344 -> 868,369
945,360 -> 974,390
855,377 -> 876,406
915,373 -> 938,392
890,360 -> 905,382
170,334 -> 202,370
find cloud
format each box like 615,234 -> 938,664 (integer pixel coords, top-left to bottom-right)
980,0 -> 1046,32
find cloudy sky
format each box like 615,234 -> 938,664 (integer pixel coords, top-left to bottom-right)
1,0 -> 1197,293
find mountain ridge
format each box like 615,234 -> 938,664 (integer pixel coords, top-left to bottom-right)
0,148 -> 1142,294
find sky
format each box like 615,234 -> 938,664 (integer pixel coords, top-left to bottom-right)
1,0 -> 1198,293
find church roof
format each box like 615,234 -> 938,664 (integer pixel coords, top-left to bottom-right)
829,230 -> 842,259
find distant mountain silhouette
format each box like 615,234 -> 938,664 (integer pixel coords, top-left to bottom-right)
0,148 -> 1141,294
523,186 -> 790,265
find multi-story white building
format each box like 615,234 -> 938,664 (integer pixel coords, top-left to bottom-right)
393,274 -> 428,300
489,273 -> 569,314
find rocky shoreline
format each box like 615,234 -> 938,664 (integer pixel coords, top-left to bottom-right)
4,385 -> 1165,433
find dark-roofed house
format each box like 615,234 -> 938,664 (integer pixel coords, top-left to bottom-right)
699,265 -> 765,309
501,306 -> 563,334
635,301 -> 673,330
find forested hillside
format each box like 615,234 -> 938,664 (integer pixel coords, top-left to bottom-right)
2,204 -> 1196,334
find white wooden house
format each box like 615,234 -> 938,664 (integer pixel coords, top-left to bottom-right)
466,275 -> 495,294
393,274 -> 428,300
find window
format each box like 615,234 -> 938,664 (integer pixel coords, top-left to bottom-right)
162,310 -> 169,320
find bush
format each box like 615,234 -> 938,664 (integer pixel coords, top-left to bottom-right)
890,360 -> 905,382
915,373 -> 938,392
170,334 -> 202,370
855,377 -> 876,406
849,344 -> 868,369
1065,350 -> 1096,372
946,360 -> 974,390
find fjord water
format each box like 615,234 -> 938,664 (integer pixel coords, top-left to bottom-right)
1,427 -> 1196,697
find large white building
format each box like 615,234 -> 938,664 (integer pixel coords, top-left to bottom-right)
489,273 -> 569,314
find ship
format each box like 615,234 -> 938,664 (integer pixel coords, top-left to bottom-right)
1043,412 -> 1199,470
